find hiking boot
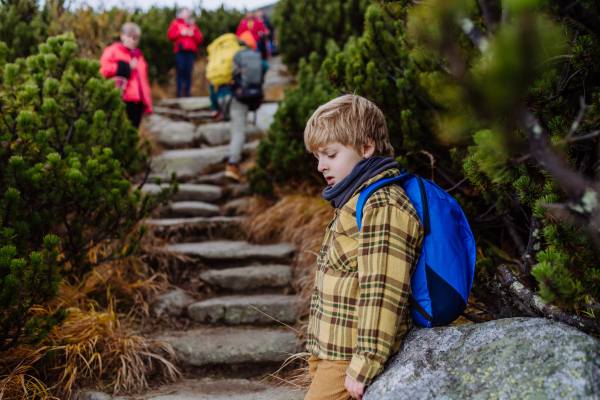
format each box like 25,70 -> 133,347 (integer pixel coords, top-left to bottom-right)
225,163 -> 242,182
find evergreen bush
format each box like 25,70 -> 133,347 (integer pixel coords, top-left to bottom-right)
272,0 -> 371,73
256,0 -> 600,331
0,33 -> 170,350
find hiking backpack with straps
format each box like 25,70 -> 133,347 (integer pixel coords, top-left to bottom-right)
206,33 -> 243,87
355,170 -> 476,327
232,48 -> 264,111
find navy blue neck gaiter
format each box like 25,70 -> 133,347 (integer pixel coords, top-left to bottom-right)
322,157 -> 398,209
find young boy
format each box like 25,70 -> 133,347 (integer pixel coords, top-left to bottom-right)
304,95 -> 424,400
100,23 -> 153,128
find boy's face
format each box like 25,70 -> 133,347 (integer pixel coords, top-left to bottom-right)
121,33 -> 140,50
316,141 -> 374,187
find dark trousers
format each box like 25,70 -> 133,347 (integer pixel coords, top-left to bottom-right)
175,50 -> 195,97
125,101 -> 144,128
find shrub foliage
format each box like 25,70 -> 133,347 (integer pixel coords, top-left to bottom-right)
255,0 -> 600,331
0,33 -> 170,350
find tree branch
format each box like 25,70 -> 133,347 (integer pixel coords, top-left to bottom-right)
497,264 -> 599,333
554,0 -> 600,39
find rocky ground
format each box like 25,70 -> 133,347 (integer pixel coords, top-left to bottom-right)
81,56 -> 304,400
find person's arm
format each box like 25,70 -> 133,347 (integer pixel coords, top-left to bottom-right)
167,20 -> 182,41
99,47 -> 130,79
192,25 -> 203,45
347,201 -> 423,387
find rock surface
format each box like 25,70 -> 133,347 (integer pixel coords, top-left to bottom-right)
187,294 -> 297,324
199,265 -> 292,291
198,122 -> 263,146
80,379 -> 303,400
151,142 -> 258,181
170,201 -> 221,217
144,114 -> 199,147
364,317 -> 600,400
164,241 -> 295,261
146,216 -> 242,228
159,97 -> 212,111
247,103 -> 279,133
152,290 -> 195,317
163,327 -> 297,366
143,183 -> 222,203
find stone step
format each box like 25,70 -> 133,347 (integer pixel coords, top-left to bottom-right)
188,295 -> 297,325
168,201 -> 221,218
158,96 -> 212,111
162,327 -> 297,367
150,141 -> 259,182
81,379 -> 304,400
144,114 -> 200,148
164,241 -> 295,261
146,216 -> 243,229
198,121 -> 263,146
200,265 -> 292,291
143,183 -> 222,203
247,103 -> 279,133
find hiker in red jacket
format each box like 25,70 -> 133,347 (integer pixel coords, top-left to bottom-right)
236,11 -> 268,46
99,22 -> 153,128
167,8 -> 204,97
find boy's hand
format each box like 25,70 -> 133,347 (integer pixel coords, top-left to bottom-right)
345,375 -> 365,400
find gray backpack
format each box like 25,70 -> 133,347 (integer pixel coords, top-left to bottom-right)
232,49 -> 264,88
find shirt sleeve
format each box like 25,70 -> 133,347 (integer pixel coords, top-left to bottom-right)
346,203 -> 423,385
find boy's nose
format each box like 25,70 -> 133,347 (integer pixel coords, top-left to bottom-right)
318,159 -> 327,173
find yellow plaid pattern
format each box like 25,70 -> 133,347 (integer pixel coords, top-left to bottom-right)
306,168 -> 424,385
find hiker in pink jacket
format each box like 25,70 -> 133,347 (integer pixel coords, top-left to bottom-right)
167,8 -> 204,97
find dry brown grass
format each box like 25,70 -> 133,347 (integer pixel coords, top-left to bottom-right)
0,248 -> 180,400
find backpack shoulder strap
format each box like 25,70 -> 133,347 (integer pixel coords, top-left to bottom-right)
356,172 -> 410,231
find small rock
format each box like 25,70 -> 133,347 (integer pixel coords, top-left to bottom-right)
200,265 -> 292,290
151,290 -> 194,317
78,392 -> 129,400
364,317 -> 600,400
188,294 -> 298,325
198,122 -> 263,146
162,327 -> 297,366
170,201 -> 221,217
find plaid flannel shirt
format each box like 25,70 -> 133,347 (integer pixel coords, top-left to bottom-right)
306,168 -> 424,385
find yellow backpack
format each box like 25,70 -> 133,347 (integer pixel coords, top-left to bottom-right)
206,33 -> 242,87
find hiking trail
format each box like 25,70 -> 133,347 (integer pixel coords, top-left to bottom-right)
81,56 -> 305,400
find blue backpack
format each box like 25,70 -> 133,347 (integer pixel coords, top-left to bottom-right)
356,170 -> 476,327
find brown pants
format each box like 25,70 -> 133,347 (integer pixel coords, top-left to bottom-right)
305,354 -> 352,400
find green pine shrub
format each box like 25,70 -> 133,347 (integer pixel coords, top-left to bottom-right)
0,33 -> 171,350
272,0 -> 371,73
259,0 -> 600,329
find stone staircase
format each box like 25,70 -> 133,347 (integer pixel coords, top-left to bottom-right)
83,57 -> 302,400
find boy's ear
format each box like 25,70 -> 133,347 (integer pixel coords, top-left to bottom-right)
362,139 -> 376,158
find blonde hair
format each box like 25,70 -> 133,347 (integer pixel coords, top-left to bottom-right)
121,22 -> 141,38
304,94 -> 394,158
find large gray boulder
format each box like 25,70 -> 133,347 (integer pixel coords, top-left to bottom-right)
364,318 -> 600,400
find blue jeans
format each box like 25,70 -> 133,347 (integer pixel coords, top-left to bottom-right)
175,51 -> 195,96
